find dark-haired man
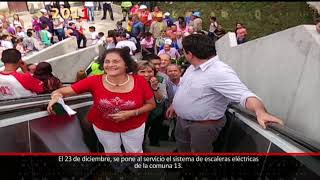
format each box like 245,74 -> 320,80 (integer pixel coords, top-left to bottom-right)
166,34 -> 284,152
0,49 -> 44,99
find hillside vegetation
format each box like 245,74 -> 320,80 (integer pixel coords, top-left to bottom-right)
158,2 -> 316,40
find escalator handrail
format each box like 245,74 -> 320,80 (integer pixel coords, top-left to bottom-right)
0,93 -> 92,113
229,104 -> 320,152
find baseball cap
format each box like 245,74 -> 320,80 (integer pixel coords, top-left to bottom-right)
164,12 -> 170,16
192,12 -> 201,17
139,5 -> 147,9
164,38 -> 172,45
40,9 -> 47,13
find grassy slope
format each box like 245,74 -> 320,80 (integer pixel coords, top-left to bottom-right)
158,2 -> 316,40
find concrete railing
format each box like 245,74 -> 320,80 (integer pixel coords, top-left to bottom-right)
215,25 -> 320,145
24,37 -> 78,64
46,43 -> 102,83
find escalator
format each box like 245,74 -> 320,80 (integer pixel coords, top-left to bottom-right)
0,94 -> 319,178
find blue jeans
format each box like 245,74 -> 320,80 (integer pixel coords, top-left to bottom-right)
87,6 -> 95,22
54,28 -> 65,41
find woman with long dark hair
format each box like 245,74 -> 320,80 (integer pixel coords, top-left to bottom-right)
33,62 -> 62,93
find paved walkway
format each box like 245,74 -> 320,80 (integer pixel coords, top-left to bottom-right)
12,6 -> 124,39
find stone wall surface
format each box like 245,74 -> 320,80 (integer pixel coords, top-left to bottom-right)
216,25 -> 320,144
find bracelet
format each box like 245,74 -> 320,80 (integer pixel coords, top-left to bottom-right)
135,109 -> 140,116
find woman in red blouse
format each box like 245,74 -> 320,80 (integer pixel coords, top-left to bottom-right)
47,48 -> 156,153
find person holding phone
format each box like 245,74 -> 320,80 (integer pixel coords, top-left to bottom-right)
47,48 -> 156,153
137,60 -> 167,147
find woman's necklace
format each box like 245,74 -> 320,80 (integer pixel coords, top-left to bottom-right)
105,74 -> 130,86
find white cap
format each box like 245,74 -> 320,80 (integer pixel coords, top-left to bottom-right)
139,5 -> 147,9
40,9 -> 47,13
164,12 -> 170,16
164,38 -> 172,45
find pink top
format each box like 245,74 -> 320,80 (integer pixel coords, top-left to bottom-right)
177,25 -> 189,33
141,37 -> 154,48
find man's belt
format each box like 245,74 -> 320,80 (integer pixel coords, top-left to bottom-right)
184,117 -> 225,124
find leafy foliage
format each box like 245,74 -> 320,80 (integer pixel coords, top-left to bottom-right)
158,2 -> 315,40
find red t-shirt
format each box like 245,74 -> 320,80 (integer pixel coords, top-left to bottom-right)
71,74 -> 154,132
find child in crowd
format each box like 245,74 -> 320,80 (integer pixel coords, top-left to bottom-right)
140,32 -> 155,58
16,26 -> 26,39
115,21 -> 127,34
23,29 -> 44,53
15,38 -> 28,56
97,32 -> 108,49
32,15 -> 41,39
127,15 -> 133,33
75,17 -> 85,35
40,24 -> 52,47
88,26 -> 99,45
1,34 -> 13,49
97,32 -> 106,44
106,30 -> 117,49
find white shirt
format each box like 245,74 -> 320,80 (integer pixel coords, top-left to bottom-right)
84,2 -> 94,7
53,16 -> 64,29
17,32 -> 26,38
115,40 -> 137,55
1,40 -> 13,49
173,55 -> 259,121
0,74 -> 36,100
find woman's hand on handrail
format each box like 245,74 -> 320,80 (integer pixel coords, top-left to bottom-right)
47,87 -> 77,115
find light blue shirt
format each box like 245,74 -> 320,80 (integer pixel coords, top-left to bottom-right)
172,55 -> 260,121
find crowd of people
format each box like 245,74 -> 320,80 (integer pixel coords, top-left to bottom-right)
0,2 -> 284,156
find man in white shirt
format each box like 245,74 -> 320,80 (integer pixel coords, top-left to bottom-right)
166,34 -> 284,152
115,33 -> 137,55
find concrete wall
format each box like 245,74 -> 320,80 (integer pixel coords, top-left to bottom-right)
46,44 -> 101,83
0,2 -> 8,11
24,37 -> 78,64
216,25 -> 320,144
27,2 -> 44,11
